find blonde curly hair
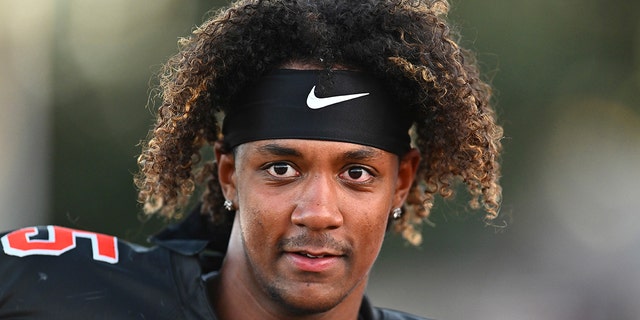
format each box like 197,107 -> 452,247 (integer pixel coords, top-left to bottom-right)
135,0 -> 503,245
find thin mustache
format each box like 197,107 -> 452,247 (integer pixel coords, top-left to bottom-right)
279,233 -> 352,256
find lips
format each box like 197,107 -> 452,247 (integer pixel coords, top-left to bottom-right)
285,249 -> 344,273
296,250 -> 337,259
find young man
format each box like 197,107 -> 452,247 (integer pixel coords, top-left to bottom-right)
0,0 -> 502,319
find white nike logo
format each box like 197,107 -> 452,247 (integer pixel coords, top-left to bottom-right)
306,86 -> 370,109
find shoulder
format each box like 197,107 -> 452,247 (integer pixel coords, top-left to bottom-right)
1,225 -> 122,263
0,225 -> 191,319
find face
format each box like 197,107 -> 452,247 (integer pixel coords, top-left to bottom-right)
217,139 -> 418,315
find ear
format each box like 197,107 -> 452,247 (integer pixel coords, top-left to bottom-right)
393,148 -> 421,208
214,141 -> 237,202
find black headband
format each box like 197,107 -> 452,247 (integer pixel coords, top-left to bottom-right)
222,69 -> 412,155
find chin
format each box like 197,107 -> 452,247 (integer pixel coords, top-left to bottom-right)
265,282 -> 348,315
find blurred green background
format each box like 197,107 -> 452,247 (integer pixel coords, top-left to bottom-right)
1,0 -> 638,319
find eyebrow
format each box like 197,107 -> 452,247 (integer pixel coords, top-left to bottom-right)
341,147 -> 381,162
256,143 -> 302,157
255,142 -> 383,161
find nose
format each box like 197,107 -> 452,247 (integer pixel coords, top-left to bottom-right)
290,173 -> 344,231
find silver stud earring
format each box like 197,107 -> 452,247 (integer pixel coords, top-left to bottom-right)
223,199 -> 233,211
392,207 -> 402,219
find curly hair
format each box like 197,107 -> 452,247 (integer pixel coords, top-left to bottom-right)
135,0 -> 503,245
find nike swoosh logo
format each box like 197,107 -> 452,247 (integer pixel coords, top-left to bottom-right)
306,86 -> 370,109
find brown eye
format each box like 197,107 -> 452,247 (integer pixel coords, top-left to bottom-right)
348,168 -> 364,180
339,166 -> 373,183
273,164 -> 289,175
266,163 -> 299,178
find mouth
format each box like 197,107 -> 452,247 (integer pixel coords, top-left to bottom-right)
296,251 -> 335,259
292,247 -> 344,258
286,250 -> 344,272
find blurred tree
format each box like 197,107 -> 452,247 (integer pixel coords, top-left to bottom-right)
51,0 -> 226,243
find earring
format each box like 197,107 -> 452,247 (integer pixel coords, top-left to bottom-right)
392,207 -> 402,219
223,199 -> 233,211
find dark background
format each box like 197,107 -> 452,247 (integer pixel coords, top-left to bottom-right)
1,0 -> 638,319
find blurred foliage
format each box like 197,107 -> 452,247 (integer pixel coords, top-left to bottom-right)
50,0 -> 227,242
49,0 -> 639,251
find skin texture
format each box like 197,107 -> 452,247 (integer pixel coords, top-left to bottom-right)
213,139 -> 420,319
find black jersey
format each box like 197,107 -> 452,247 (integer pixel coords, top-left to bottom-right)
0,209 -> 428,319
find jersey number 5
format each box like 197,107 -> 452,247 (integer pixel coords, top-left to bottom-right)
1,226 -> 119,264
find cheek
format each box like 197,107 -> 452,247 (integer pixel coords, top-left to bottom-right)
346,200 -> 390,259
362,219 -> 387,254
237,189 -> 288,250
238,207 -> 276,270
